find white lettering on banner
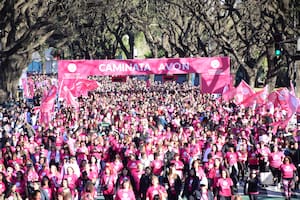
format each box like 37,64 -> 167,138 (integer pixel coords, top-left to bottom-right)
207,69 -> 224,75
64,73 -> 82,79
99,63 -> 151,72
158,62 -> 190,71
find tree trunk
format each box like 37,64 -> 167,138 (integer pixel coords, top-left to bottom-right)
295,60 -> 300,97
265,46 -> 278,91
265,76 -> 277,92
128,32 -> 135,59
0,60 -> 22,101
0,53 -> 27,103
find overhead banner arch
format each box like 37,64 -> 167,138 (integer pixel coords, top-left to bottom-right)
58,57 -> 230,93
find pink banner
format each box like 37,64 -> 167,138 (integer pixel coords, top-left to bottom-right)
201,74 -> 231,94
58,57 -> 230,79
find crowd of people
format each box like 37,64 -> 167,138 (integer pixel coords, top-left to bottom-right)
0,74 -> 300,200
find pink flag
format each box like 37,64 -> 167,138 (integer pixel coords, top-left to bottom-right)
276,88 -> 290,111
240,85 -> 268,107
39,85 -> 57,124
63,79 -> 99,97
40,85 -> 57,112
268,87 -> 296,114
71,79 -> 99,97
39,112 -> 50,125
271,115 -> 292,134
234,80 -> 255,104
286,92 -> 299,115
60,85 -> 79,109
222,84 -> 236,101
270,88 -> 299,133
268,90 -> 279,107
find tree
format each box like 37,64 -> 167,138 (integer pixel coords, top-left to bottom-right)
0,0 -> 68,101
61,0 -> 139,60
128,0 -> 300,89
1,0 -> 299,100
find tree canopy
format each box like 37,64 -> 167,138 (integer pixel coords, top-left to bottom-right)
0,0 -> 299,100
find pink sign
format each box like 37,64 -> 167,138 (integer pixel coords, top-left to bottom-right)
58,57 -> 231,94
58,57 -> 230,79
201,74 -> 231,94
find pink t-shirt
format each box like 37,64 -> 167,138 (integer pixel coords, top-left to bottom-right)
146,185 -> 167,200
27,169 -> 39,182
225,152 -> 238,166
268,152 -> 284,168
115,189 -> 136,200
14,180 -> 26,195
280,164 -> 296,179
101,174 -> 115,195
0,182 -> 5,193
88,170 -> 98,182
42,187 -> 53,200
64,174 -> 78,190
151,160 -> 164,176
216,178 -> 233,197
237,151 -> 247,162
248,151 -> 259,165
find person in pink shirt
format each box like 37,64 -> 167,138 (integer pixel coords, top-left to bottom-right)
268,145 -> 284,187
224,145 -> 238,190
127,153 -> 141,176
146,175 -> 167,200
163,163 -> 182,200
248,146 -> 259,171
116,167 -> 135,192
81,181 -> 97,200
100,165 -> 116,200
0,172 -> 7,196
112,154 -> 124,175
6,166 -> 15,184
48,164 -> 62,189
63,166 -> 79,198
115,177 -> 136,200
192,159 -> 206,181
2,183 -> 22,200
13,171 -> 26,198
216,169 -> 234,200
57,178 -> 72,200
257,142 -> 271,172
151,153 -> 164,177
237,147 -> 248,181
41,176 -> 53,200
170,153 -> 184,179
280,156 -> 298,200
